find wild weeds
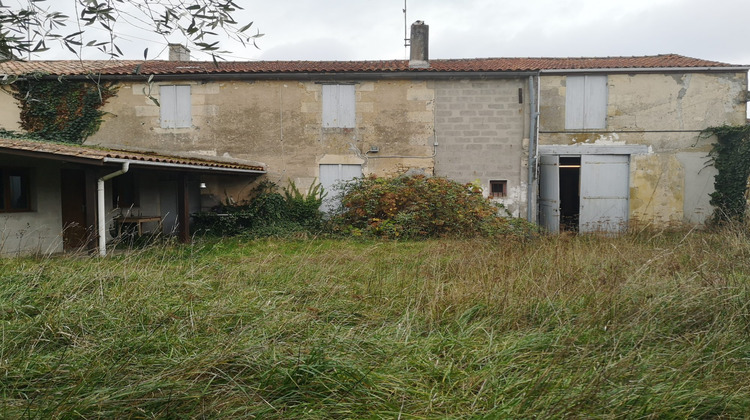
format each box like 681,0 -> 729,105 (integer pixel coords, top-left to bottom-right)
1,228 -> 750,417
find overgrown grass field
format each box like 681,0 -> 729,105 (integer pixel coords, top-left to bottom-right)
2,229 -> 750,418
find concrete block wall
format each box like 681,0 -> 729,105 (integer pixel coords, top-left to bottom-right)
432,79 -> 528,216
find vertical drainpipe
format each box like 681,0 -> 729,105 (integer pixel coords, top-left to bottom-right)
97,162 -> 129,256
526,74 -> 540,222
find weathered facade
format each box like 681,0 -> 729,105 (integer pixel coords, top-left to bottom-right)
80,75 -> 533,215
0,32 -> 746,238
537,70 -> 748,231
87,78 -> 439,209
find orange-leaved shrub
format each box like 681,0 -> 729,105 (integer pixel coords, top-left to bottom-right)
330,175 -> 536,238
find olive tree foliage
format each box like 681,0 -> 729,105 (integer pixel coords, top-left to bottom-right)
0,0 -> 262,61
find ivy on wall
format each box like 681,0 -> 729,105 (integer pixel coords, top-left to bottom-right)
10,74 -> 117,144
705,124 -> 750,223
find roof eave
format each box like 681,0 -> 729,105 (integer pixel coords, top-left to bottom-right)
102,157 -> 265,174
37,70 -> 541,81
0,143 -> 265,174
540,66 -> 750,74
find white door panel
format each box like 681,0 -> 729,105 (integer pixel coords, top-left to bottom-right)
539,154 -> 560,233
579,154 -> 629,233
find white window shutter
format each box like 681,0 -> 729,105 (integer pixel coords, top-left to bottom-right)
565,75 -> 607,130
337,85 -> 355,128
322,85 -> 338,127
159,85 -> 191,128
583,75 -> 607,129
174,85 -> 192,128
322,85 -> 355,128
319,163 -> 362,213
565,76 -> 585,129
160,85 -> 176,128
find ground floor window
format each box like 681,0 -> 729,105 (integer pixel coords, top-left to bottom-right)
319,163 -> 362,213
0,168 -> 31,212
489,180 -> 507,198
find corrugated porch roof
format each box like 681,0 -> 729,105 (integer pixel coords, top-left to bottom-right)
0,138 -> 265,174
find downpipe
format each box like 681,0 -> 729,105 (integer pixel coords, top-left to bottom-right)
97,162 -> 129,256
526,74 -> 540,222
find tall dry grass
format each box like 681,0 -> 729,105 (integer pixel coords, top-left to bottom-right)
1,228 -> 750,417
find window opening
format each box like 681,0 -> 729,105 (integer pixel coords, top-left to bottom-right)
489,180 -> 507,198
0,168 -> 31,212
160,85 -> 191,128
322,84 -> 356,128
565,75 -> 607,130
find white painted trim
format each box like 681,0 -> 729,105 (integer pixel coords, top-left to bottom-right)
538,145 -> 649,155
102,158 -> 265,174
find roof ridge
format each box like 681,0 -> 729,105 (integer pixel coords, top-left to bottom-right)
1,54 -> 745,75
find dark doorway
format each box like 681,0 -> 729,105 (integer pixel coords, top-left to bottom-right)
559,156 -> 580,232
61,169 -> 90,251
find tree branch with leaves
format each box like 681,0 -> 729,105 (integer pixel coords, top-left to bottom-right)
0,0 -> 262,61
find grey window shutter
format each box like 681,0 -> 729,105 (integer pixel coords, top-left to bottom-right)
565,76 -> 585,129
583,75 -> 607,129
160,85 -> 176,128
565,75 -> 607,130
159,85 -> 191,128
337,85 -> 355,128
174,85 -> 192,128
322,85 -> 338,127
322,85 -> 355,128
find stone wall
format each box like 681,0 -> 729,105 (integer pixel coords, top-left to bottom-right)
85,79 -> 436,201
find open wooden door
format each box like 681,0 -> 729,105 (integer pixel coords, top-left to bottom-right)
61,169 -> 90,251
538,154 -> 560,233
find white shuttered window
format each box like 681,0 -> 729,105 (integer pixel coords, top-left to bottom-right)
322,84 -> 355,128
565,75 -> 607,130
319,163 -> 362,213
160,85 -> 192,128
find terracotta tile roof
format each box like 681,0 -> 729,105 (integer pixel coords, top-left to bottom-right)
0,54 -> 743,76
0,138 -> 265,173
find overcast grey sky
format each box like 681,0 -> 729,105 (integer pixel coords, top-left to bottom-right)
31,0 -> 750,65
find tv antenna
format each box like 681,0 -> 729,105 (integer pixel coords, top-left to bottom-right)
403,0 -> 410,58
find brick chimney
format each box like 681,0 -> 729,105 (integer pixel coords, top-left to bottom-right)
409,21 -> 429,68
168,43 -> 190,61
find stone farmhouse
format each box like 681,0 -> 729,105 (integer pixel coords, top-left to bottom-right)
0,22 -> 746,254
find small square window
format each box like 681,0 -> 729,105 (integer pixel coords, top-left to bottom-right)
489,180 -> 507,198
0,168 -> 31,212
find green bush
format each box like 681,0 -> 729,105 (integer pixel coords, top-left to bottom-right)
193,180 -> 326,237
330,174 -> 536,238
704,125 -> 750,224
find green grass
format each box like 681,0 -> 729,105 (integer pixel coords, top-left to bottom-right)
2,229 -> 750,418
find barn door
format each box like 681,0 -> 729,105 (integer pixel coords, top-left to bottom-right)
159,180 -> 179,235
61,169 -> 90,250
579,154 -> 629,233
319,164 -> 362,214
538,154 -> 560,233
